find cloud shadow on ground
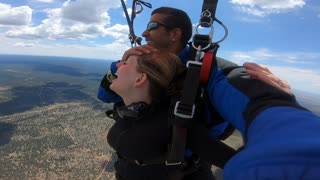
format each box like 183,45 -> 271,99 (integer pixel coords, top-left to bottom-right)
0,122 -> 17,146
0,82 -> 93,116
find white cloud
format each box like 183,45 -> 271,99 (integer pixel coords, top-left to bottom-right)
102,24 -> 129,42
34,0 -> 54,3
230,0 -> 306,17
0,34 -> 130,60
62,0 -> 111,24
3,0 -> 128,42
0,1 -> 131,61
0,3 -> 32,26
13,42 -> 35,47
225,48 -> 320,65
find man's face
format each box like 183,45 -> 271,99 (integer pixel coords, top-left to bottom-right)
142,13 -> 173,51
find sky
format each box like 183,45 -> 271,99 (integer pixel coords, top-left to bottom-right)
0,0 -> 319,95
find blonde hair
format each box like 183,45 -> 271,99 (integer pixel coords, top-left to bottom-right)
136,52 -> 185,103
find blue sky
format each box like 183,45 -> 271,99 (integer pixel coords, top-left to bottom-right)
0,0 -> 319,95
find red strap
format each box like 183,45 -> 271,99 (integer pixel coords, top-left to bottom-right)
200,51 -> 214,85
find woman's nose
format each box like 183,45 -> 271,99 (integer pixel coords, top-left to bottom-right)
116,61 -> 124,68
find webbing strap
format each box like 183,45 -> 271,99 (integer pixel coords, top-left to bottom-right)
179,62 -> 202,109
168,0 -> 220,166
201,0 -> 218,27
166,127 -> 187,165
200,50 -> 214,85
167,62 -> 202,164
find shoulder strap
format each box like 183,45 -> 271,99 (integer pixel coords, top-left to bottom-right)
167,0 -> 230,166
167,29 -> 219,167
167,59 -> 202,165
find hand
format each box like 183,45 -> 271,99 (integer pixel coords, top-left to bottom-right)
243,62 -> 293,95
121,45 -> 158,61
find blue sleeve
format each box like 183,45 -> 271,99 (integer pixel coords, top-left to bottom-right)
109,61 -> 119,77
224,107 -> 320,179
97,86 -> 122,103
206,67 -> 249,134
97,60 -> 122,103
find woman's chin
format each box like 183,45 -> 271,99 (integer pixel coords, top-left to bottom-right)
109,83 -> 116,92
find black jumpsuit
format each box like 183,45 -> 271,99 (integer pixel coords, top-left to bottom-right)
107,100 -> 236,180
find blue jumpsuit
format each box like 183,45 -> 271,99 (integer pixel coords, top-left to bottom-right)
206,63 -> 320,179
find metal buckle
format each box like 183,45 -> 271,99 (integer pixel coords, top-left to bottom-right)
186,61 -> 202,68
134,160 -> 147,166
193,24 -> 214,51
174,101 -> 195,119
165,161 -> 182,166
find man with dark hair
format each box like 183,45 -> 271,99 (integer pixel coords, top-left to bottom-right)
151,7 -> 192,46
98,6 -> 293,179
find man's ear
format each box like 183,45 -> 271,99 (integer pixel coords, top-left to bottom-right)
134,73 -> 148,87
170,28 -> 182,42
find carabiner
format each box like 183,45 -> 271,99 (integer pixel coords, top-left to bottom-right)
193,24 -> 214,51
134,2 -> 143,15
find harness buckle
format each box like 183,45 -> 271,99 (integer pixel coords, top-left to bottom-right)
165,161 -> 182,166
174,101 -> 195,119
134,160 -> 147,166
186,60 -> 202,68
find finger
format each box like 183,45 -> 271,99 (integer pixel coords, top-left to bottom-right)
121,49 -> 143,61
245,67 -> 273,81
283,81 -> 291,90
246,65 -> 293,95
246,63 -> 270,73
244,68 -> 259,79
244,62 -> 271,74
258,74 -> 292,95
122,45 -> 160,61
246,69 -> 275,85
247,68 -> 286,93
278,80 -> 292,90
277,84 -> 292,95
269,75 -> 291,90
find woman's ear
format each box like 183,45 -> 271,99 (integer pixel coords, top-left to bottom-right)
134,73 -> 148,87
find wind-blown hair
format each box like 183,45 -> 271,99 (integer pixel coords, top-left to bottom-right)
152,7 -> 192,47
136,51 -> 185,103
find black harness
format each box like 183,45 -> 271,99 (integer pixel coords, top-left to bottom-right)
167,0 -> 230,166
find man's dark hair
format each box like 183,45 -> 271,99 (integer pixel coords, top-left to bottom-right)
152,7 -> 192,46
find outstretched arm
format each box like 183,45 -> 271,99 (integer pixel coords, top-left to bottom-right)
207,59 -> 303,135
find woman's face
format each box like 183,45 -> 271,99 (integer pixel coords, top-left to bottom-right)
110,56 -> 142,96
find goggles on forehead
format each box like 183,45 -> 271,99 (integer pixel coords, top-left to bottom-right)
146,21 -> 173,31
